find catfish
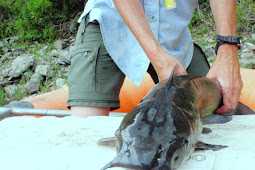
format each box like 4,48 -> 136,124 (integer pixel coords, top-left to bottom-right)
99,66 -> 254,170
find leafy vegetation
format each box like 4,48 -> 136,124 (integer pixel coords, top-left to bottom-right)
237,0 -> 255,33
0,88 -> 7,106
0,0 -> 253,42
0,0 -> 84,41
190,0 -> 255,34
190,0 -> 255,61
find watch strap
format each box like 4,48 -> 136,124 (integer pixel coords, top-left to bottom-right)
215,35 -> 241,55
215,40 -> 224,55
216,35 -> 241,44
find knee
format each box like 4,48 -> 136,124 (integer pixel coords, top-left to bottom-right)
71,106 -> 110,118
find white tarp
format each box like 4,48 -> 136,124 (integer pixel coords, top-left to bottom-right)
0,115 -> 254,170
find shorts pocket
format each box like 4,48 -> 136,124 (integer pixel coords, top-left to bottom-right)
68,44 -> 100,92
96,46 -> 125,94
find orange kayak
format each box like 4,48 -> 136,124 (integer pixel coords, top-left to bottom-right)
24,68 -> 255,112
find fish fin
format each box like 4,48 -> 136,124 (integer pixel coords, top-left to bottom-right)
165,64 -> 179,89
195,141 -> 228,151
97,137 -> 116,147
227,102 -> 255,115
140,64 -> 178,103
202,127 -> 212,134
202,114 -> 232,125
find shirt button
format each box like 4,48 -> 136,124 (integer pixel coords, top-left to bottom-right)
151,16 -> 157,22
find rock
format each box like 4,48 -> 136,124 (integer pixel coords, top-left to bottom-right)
4,85 -> 19,98
204,45 -> 216,58
58,50 -> 71,65
3,51 -> 12,58
239,58 -> 255,69
4,37 -> 11,44
243,43 -> 255,51
1,52 -> 12,63
0,55 -> 8,63
13,48 -> 25,55
0,40 -> 4,48
35,65 -> 50,76
38,45 -> 48,54
49,50 -> 59,57
9,36 -> 19,45
4,37 -> 18,47
42,45 -> 48,51
252,34 -> 255,41
241,48 -> 252,54
25,73 -> 44,94
56,78 -> 65,88
69,21 -> 78,33
35,64 -> 56,78
2,46 -> 11,53
1,69 -> 10,78
8,54 -> 34,78
240,52 -> 254,59
54,40 -> 68,50
69,36 -> 75,44
64,66 -> 70,73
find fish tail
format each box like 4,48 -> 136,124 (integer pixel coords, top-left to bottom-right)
202,114 -> 232,125
195,141 -> 228,151
229,102 -> 255,115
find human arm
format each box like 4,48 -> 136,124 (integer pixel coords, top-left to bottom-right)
112,0 -> 187,81
207,0 -> 243,114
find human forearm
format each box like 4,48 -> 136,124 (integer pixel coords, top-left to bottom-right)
113,0 -> 187,80
210,0 -> 237,36
207,0 -> 242,114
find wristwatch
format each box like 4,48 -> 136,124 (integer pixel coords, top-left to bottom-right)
215,35 -> 242,55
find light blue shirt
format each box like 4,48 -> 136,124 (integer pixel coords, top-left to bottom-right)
78,0 -> 197,85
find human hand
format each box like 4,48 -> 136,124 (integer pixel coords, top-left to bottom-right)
150,49 -> 187,81
206,44 -> 243,114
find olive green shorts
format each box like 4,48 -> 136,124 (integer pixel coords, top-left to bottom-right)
67,16 -> 210,110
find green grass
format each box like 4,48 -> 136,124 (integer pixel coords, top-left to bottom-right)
190,0 -> 255,64
0,88 -> 8,106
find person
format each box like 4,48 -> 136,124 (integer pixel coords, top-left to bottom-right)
67,0 -> 242,118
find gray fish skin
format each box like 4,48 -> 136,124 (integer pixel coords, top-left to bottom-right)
102,67 -> 224,170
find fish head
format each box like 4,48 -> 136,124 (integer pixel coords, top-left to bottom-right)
167,137 -> 196,169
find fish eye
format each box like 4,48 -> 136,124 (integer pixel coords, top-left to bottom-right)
174,156 -> 179,161
182,139 -> 189,147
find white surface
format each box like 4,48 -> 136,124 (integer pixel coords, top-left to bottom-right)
0,115 -> 255,170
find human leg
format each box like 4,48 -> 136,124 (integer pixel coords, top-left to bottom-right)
187,43 -> 210,76
67,15 -> 125,118
71,106 -> 110,118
